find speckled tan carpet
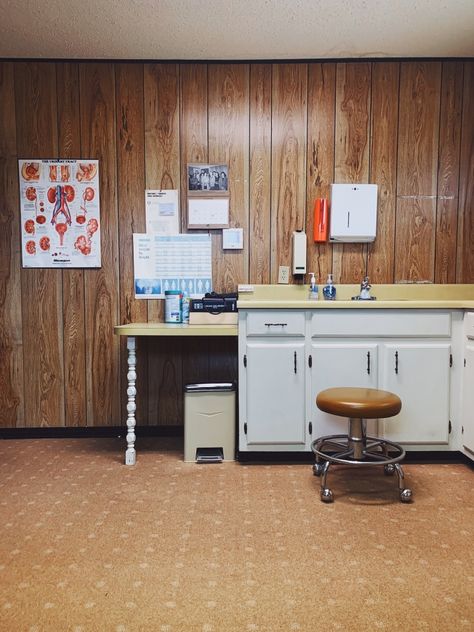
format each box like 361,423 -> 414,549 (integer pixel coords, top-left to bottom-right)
0,437 -> 473,632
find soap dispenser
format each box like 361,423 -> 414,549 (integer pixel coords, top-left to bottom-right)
308,272 -> 319,300
323,273 -> 336,301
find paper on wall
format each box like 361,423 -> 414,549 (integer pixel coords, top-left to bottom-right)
145,189 -> 179,234
133,233 -> 212,299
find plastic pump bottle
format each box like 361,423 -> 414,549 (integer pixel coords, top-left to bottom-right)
308,272 -> 319,300
323,273 -> 336,301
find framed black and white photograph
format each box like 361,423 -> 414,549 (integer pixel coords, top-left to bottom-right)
187,164 -> 228,194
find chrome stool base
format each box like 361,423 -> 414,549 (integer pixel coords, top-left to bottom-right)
311,418 -> 412,503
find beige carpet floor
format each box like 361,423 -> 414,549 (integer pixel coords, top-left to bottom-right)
0,437 -> 473,632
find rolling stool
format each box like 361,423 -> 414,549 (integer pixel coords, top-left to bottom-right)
311,387 -> 412,503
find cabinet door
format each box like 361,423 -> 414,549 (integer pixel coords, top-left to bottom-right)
244,340 -> 306,446
462,341 -> 474,455
311,343 -> 378,437
381,343 -> 451,444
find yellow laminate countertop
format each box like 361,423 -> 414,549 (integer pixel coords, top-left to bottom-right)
237,284 -> 474,309
114,322 -> 238,336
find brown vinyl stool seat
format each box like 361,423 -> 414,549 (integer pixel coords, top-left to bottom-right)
311,387 -> 412,503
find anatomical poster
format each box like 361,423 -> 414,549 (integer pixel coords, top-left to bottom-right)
19,159 -> 101,268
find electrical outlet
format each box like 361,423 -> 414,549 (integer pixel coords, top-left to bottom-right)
278,266 -> 290,284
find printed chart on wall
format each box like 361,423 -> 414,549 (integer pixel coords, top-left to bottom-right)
19,159 -> 101,268
133,233 -> 212,298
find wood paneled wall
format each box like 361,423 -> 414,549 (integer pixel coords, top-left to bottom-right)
1,60 -> 473,429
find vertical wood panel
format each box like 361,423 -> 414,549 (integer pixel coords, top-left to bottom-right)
271,63 -> 307,283
435,62 -> 463,283
144,63 -> 180,324
457,61 -> 474,283
116,63 -> 148,424
15,62 -> 64,427
334,62 -> 371,283
368,62 -> 399,283
306,62 -> 336,283
179,64 -> 210,404
395,198 -> 436,282
208,64 -> 250,291
396,62 -> 441,282
249,63 -> 272,284
397,62 -> 441,196
80,63 -> 120,426
0,62 -> 24,427
144,63 -> 182,424
56,62 -> 87,427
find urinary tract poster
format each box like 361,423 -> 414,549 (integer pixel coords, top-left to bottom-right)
19,159 -> 101,268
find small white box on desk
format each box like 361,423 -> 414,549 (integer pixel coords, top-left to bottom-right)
330,183 -> 378,242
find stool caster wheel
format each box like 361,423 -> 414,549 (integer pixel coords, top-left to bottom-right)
384,464 -> 395,476
321,488 -> 333,503
400,488 -> 413,503
313,463 -> 324,477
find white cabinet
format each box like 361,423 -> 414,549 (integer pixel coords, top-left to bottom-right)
461,342 -> 474,454
239,310 -> 307,451
310,343 -> 378,437
244,340 -> 306,446
380,343 -> 451,444
238,307 -> 458,453
461,313 -> 474,456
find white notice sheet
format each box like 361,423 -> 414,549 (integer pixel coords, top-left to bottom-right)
145,189 -> 179,234
133,233 -> 212,298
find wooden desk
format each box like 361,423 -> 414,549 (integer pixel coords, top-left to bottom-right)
114,323 -> 238,465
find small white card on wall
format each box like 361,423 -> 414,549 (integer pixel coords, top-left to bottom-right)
222,228 -> 243,250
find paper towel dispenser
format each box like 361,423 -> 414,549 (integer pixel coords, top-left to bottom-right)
329,184 -> 378,243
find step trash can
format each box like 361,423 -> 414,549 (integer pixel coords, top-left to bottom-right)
184,382 -> 236,463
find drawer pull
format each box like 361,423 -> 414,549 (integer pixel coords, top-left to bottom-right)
264,322 -> 288,327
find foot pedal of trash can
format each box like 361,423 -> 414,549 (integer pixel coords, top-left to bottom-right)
195,447 -> 224,463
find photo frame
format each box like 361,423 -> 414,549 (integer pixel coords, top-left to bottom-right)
187,163 -> 228,195
187,163 -> 230,229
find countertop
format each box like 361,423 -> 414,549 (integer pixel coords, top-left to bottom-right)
114,323 -> 238,336
237,284 -> 474,309
115,285 -> 474,335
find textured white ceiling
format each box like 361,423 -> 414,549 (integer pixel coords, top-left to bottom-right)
1,0 -> 473,60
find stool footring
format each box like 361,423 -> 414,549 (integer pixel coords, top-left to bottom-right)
311,417 -> 412,503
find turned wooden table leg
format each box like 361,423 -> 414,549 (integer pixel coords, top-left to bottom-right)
125,336 -> 137,465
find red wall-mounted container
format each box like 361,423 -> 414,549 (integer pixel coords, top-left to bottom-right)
313,198 -> 329,242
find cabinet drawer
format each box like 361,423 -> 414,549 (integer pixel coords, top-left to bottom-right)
465,312 -> 474,339
245,310 -> 305,336
311,310 -> 451,337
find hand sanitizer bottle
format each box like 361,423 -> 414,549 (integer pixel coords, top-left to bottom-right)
308,272 -> 319,300
323,273 -> 336,301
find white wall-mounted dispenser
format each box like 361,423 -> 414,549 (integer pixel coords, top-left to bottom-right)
292,230 -> 307,275
329,184 -> 378,243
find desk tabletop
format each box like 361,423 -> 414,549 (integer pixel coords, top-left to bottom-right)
114,322 -> 238,336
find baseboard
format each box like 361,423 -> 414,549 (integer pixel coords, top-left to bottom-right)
237,450 -> 473,466
0,425 -> 183,439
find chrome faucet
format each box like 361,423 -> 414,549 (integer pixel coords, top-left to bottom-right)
352,276 -> 376,301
